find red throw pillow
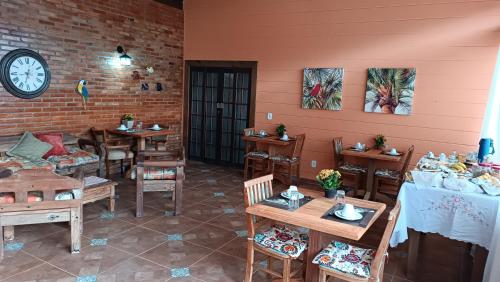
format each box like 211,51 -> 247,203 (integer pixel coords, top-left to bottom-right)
34,133 -> 68,158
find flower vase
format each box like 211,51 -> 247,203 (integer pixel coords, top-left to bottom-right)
324,189 -> 337,199
124,120 -> 134,129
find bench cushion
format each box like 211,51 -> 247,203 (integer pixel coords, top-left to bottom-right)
0,190 -> 75,204
130,165 -> 177,180
0,156 -> 55,172
47,146 -> 99,169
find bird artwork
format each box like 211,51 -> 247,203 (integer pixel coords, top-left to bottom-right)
75,80 -> 89,110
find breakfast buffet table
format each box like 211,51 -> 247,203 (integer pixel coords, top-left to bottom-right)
390,157 -> 500,282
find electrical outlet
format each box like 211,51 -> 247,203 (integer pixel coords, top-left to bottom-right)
267,112 -> 273,120
311,160 -> 317,168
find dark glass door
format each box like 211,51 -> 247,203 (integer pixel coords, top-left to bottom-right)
188,67 -> 251,166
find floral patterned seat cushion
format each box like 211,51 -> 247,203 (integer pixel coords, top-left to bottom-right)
254,224 -> 308,258
375,169 -> 399,179
312,241 -> 375,278
0,190 -> 76,204
0,156 -> 55,172
339,163 -> 367,173
245,151 -> 269,159
130,165 -> 177,180
46,146 -> 99,169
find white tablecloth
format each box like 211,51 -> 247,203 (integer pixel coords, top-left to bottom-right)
390,182 -> 500,282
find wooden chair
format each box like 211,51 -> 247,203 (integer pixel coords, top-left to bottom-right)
372,145 -> 414,204
244,174 -> 308,282
136,148 -> 185,217
90,127 -> 134,178
333,137 -> 367,197
270,134 -> 305,186
243,128 -> 270,180
146,124 -> 169,150
318,201 -> 402,282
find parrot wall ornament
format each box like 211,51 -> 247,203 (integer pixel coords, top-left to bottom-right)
75,80 -> 89,110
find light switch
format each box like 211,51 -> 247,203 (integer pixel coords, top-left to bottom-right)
311,160 -> 317,168
267,113 -> 273,120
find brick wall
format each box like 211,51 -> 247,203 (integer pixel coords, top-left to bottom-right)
0,0 -> 184,148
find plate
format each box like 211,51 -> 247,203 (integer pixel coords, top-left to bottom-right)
116,127 -> 128,131
384,151 -> 402,156
280,191 -> 304,200
334,210 -> 363,221
149,127 -> 162,131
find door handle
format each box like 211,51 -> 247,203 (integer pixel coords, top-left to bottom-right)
216,103 -> 224,109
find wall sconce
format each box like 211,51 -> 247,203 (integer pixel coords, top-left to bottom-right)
116,46 -> 131,66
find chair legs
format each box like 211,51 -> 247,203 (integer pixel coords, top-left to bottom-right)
282,258 -> 291,281
244,239 -> 254,282
319,268 -> 327,282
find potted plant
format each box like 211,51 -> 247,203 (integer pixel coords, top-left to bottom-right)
276,123 -> 286,138
122,113 -> 135,129
374,134 -> 387,150
316,169 -> 342,198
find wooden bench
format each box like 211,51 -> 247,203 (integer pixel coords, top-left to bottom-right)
0,169 -> 84,259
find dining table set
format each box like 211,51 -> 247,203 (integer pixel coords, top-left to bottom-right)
390,154 -> 500,281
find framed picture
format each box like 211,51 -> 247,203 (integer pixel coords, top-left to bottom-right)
302,68 -> 344,111
364,68 -> 416,115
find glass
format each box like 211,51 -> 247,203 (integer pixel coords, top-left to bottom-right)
335,190 -> 346,206
136,121 -> 143,130
288,191 -> 300,210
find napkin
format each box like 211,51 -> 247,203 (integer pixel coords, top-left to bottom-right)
442,176 -> 482,193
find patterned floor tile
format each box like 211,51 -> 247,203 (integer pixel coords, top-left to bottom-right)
0,250 -> 43,280
7,223 -> 67,244
107,227 -> 166,255
96,257 -> 169,281
190,251 -> 246,282
2,263 -> 76,282
183,223 -> 237,250
207,213 -> 246,231
142,215 -> 202,234
140,240 -> 212,268
181,203 -> 224,222
83,217 -> 135,239
21,230 -> 90,261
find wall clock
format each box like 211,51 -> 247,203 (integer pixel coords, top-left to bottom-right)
0,49 -> 51,99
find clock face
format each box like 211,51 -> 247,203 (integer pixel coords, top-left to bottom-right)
9,56 -> 46,93
0,49 -> 51,99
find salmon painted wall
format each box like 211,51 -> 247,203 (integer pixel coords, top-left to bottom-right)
184,0 -> 500,179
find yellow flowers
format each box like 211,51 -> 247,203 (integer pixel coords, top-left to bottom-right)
122,113 -> 134,121
316,169 -> 342,190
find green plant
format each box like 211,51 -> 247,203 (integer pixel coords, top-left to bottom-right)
122,113 -> 134,121
276,124 -> 286,137
374,134 -> 386,148
316,169 -> 342,190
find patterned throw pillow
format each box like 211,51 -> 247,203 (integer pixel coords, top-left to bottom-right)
312,241 -> 375,278
34,132 -> 68,158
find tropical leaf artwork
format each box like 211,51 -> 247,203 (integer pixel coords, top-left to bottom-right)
302,68 -> 344,111
364,68 -> 416,115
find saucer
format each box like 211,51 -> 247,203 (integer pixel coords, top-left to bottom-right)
280,191 -> 305,200
334,210 -> 363,221
384,151 -> 402,156
116,127 -> 128,131
149,127 -> 162,131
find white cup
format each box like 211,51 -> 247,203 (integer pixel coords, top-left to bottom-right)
288,185 -> 298,194
152,124 -> 160,130
427,151 -> 435,158
390,148 -> 398,155
118,124 -> 127,130
282,133 -> 289,141
342,204 -> 356,219
259,130 -> 266,136
439,153 -> 447,162
355,142 -> 362,149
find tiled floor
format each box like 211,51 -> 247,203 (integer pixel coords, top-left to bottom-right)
0,162 -> 471,281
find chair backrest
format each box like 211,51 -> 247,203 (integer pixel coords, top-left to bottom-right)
243,128 -> 256,153
369,201 -> 401,280
243,174 -> 274,208
398,145 -> 415,182
332,137 -> 345,165
90,127 -> 107,143
291,134 -> 306,159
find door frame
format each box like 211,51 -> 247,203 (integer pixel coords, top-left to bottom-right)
183,60 -> 258,163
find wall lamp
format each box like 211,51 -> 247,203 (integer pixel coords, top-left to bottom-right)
117,46 -> 131,66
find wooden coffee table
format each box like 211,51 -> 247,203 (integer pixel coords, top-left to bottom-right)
83,176 -> 117,212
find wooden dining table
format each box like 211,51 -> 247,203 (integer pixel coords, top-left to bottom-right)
341,148 -> 403,200
108,128 -> 175,151
246,188 -> 386,281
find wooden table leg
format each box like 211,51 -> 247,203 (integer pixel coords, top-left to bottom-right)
471,245 -> 488,282
305,230 -> 322,282
138,137 -> 146,151
407,229 -> 420,280
70,207 -> 81,254
365,160 -> 376,200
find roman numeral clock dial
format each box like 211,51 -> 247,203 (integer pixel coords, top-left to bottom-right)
0,49 -> 51,99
